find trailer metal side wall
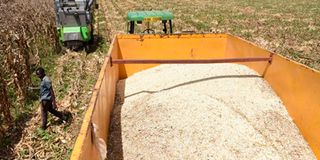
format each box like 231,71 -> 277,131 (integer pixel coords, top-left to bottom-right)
71,38 -> 120,160
71,34 -> 320,159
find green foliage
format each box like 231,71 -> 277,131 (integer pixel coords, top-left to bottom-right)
66,148 -> 73,158
19,149 -> 29,158
35,128 -> 55,141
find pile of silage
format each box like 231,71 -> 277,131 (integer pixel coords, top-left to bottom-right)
107,64 -> 316,160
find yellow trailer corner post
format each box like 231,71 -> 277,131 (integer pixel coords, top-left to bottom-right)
71,34 -> 320,159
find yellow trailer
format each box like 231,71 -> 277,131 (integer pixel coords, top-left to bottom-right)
71,34 -> 320,159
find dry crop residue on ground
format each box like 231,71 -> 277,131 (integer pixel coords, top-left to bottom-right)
12,52 -> 105,159
104,0 -> 320,70
108,64 -> 316,159
0,1 -> 109,159
0,0 -> 57,138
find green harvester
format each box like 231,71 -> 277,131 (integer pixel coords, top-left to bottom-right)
54,0 -> 98,50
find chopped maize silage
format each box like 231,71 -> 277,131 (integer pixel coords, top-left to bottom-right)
107,64 -> 316,160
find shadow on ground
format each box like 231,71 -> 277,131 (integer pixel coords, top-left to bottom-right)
58,34 -> 105,54
50,110 -> 73,127
86,35 -> 105,54
0,105 -> 73,159
0,111 -> 34,159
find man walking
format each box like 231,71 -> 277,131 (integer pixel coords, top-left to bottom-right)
35,67 -> 66,130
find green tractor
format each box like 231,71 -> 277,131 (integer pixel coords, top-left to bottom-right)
127,11 -> 174,34
54,0 -> 98,50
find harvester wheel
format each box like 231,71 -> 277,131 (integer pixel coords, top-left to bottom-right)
89,31 -> 94,45
64,41 -> 83,51
84,43 -> 91,53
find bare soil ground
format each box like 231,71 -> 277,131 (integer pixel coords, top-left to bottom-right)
104,0 -> 320,70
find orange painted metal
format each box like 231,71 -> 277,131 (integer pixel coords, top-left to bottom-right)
225,35 -> 320,158
70,38 -> 120,160
71,34 -> 320,159
111,57 -> 272,64
116,34 -> 228,78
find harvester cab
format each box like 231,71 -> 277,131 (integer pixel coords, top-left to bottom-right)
127,11 -> 174,34
54,0 -> 97,50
